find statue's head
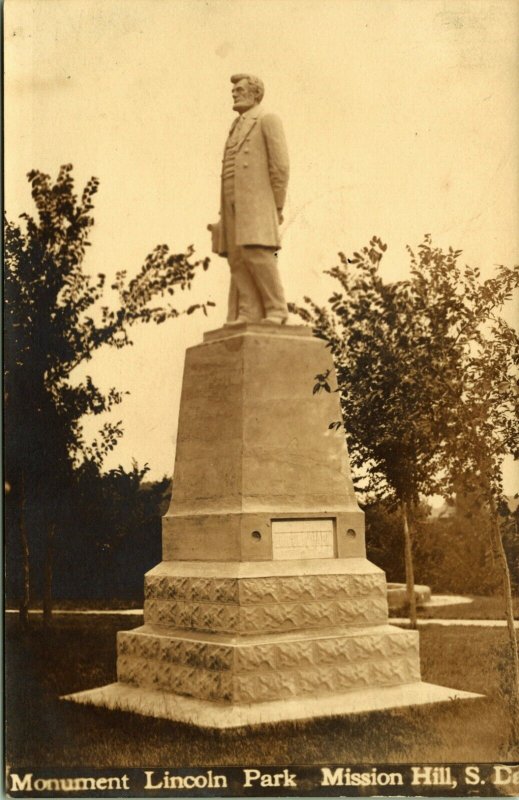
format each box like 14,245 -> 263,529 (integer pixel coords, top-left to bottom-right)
230,74 -> 264,113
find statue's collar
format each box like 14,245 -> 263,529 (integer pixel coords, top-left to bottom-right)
236,103 -> 262,122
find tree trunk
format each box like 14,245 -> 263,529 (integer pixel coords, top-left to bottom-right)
43,521 -> 56,626
489,497 -> 519,742
19,479 -> 30,630
402,499 -> 418,629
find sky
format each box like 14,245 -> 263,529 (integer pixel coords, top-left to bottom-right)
5,0 -> 519,494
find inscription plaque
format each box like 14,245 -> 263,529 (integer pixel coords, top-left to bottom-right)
271,518 -> 335,560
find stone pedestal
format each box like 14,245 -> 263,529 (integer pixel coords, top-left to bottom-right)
64,323 -> 480,727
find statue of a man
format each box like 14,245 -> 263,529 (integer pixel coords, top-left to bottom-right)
209,74 -> 289,326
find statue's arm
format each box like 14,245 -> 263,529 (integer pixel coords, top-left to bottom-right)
261,113 -> 290,212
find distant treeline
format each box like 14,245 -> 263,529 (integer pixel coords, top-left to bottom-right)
366,500 -> 519,596
5,466 -> 171,603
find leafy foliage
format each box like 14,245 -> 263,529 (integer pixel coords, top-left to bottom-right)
59,465 -> 170,601
295,237 -> 441,504
5,165 -> 212,475
291,234 -> 518,510
292,234 -> 519,729
4,165 -> 212,618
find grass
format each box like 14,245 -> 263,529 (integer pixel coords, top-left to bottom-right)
5,615 -> 519,769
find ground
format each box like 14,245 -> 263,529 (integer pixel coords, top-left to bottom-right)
5,614 -> 518,769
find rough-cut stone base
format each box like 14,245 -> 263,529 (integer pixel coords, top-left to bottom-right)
111,560 -> 428,707
62,557 -> 482,726
142,559 -> 390,636
63,681 -> 483,729
115,624 -> 421,703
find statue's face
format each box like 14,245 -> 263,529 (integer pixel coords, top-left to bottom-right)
232,78 -> 257,113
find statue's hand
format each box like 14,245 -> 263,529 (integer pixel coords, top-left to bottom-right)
208,221 -> 221,255
277,209 -> 284,225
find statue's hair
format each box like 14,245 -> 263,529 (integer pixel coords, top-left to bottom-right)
230,74 -> 265,103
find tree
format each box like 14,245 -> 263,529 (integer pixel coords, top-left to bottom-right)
4,165 -> 212,626
435,302 -> 519,743
292,236 -> 518,630
56,461 -> 171,601
406,239 -> 519,743
292,234 -> 519,737
294,237 -> 448,626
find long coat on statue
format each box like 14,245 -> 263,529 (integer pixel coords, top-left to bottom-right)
215,105 -> 290,256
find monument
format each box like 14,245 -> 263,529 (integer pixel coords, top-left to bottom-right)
65,75 -> 479,727
207,73 -> 289,326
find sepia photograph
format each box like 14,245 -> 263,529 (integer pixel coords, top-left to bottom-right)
4,0 -> 519,796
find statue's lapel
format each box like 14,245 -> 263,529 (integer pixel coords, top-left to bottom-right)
235,110 -> 260,152
225,118 -> 240,144
226,117 -> 240,146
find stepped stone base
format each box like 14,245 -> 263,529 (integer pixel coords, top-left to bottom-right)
63,557 -> 483,725
63,681 -> 482,729
115,623 -> 420,703
142,558 -> 389,635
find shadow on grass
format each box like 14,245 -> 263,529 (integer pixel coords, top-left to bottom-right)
5,616 -> 516,768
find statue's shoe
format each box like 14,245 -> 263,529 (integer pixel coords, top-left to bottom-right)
224,317 -> 251,327
259,316 -> 288,325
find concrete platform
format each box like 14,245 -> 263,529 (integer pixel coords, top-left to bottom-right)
426,594 -> 473,607
62,681 -> 483,729
387,582 -> 432,608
